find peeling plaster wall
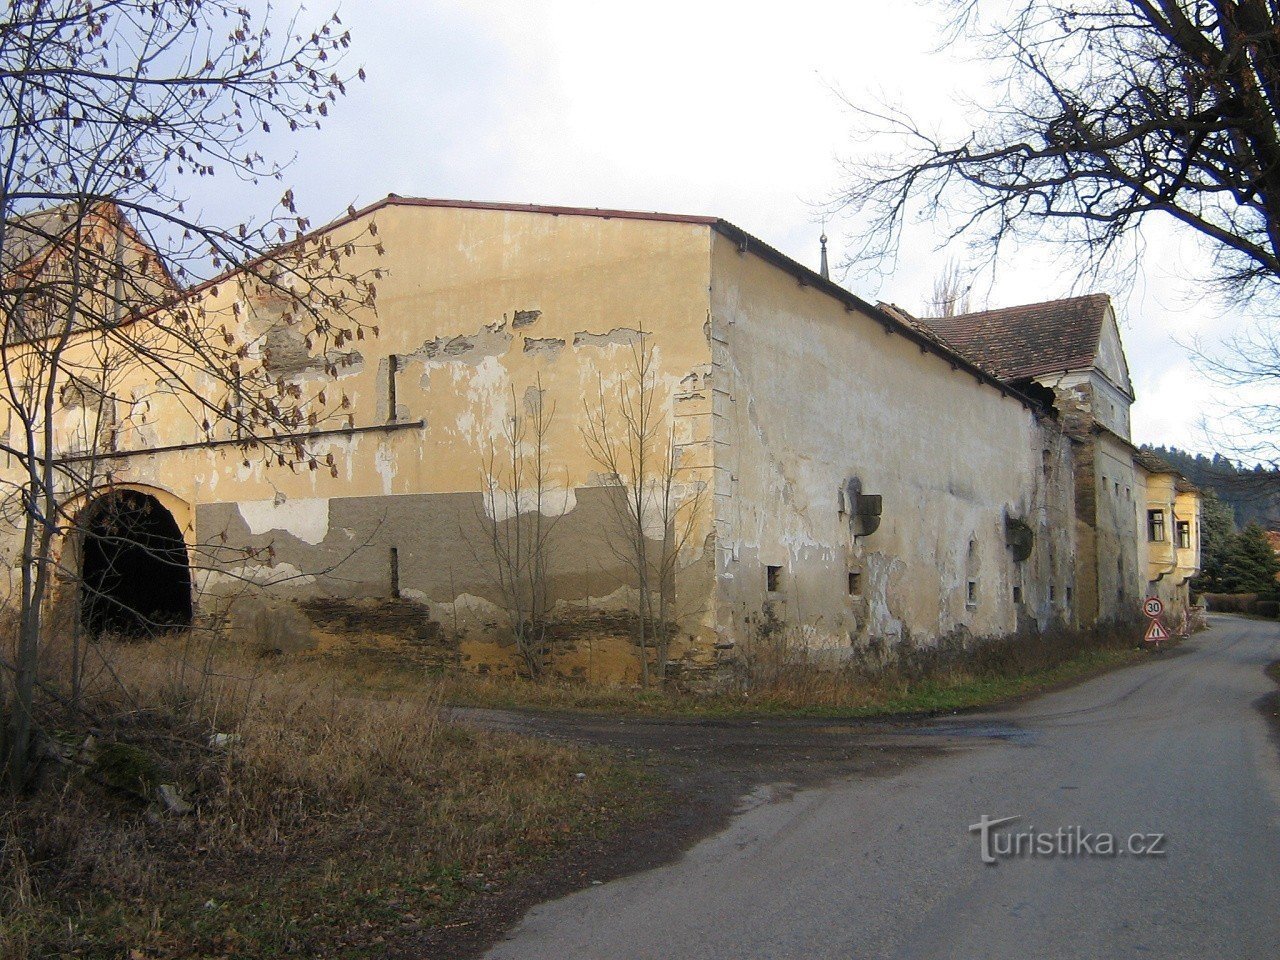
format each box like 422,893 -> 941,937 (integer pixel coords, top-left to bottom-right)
1040,371 -> 1144,627
0,204 -> 720,673
708,235 -> 1077,653
1088,434 -> 1144,623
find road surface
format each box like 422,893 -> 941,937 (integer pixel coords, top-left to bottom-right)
484,615 -> 1280,959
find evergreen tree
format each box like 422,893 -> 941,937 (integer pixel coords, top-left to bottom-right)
1219,524 -> 1280,595
1193,491 -> 1237,594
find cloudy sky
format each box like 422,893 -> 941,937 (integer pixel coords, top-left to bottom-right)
222,0 -> 1244,456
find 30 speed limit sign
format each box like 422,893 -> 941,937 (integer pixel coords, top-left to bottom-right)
1143,597 -> 1164,619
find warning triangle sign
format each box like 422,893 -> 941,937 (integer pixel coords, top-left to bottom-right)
1144,619 -> 1169,643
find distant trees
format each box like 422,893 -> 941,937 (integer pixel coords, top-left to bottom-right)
1145,445 -> 1280,528
926,260 -> 973,318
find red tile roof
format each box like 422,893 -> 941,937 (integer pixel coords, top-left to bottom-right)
917,294 -> 1112,383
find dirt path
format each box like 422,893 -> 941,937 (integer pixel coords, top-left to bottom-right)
416,706 -> 1031,959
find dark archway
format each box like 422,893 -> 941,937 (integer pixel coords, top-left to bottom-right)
80,491 -> 192,637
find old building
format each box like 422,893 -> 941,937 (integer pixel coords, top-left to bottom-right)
915,295 -> 1201,628
1,198 -> 1200,679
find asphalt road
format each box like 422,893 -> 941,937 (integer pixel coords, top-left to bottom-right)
483,615 -> 1280,959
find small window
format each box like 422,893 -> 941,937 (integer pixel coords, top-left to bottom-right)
1113,481 -> 1120,496
1012,585 -> 1023,604
1049,585 -> 1056,602
766,565 -> 782,592
967,580 -> 977,606
1066,585 -> 1073,603
847,571 -> 861,596
1176,521 -> 1191,549
1147,509 -> 1166,542
1125,486 -> 1131,499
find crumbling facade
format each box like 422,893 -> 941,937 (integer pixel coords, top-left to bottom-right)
1,198 -> 1201,679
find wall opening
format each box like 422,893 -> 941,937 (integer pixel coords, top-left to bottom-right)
766,565 -> 782,593
80,491 -> 192,637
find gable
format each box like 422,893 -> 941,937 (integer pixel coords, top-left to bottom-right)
1093,305 -> 1134,399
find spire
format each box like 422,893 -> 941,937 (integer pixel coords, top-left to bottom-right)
819,228 -> 829,280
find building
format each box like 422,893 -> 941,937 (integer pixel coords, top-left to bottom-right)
0,197 -> 1201,679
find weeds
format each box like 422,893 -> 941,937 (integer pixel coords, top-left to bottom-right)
447,621 -> 1152,718
1,631 -> 656,959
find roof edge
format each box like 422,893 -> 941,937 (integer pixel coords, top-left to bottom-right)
708,220 -> 1045,415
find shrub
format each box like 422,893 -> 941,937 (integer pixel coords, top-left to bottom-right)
1202,593 -> 1258,614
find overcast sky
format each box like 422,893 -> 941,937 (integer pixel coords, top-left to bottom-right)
217,0 -> 1245,457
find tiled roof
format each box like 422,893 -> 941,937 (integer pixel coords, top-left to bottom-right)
1134,449 -> 1180,475
3,201 -> 82,270
918,294 -> 1112,383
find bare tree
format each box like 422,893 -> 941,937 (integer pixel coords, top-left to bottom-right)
581,331 -> 705,688
0,1 -> 376,788
478,379 -> 565,680
838,1 -> 1280,300
928,259 -> 972,317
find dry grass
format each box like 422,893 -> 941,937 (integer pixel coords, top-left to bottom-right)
2,631 -> 657,959
447,621 -> 1153,718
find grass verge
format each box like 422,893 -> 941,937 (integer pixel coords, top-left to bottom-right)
445,626 -> 1159,719
2,636 -> 659,959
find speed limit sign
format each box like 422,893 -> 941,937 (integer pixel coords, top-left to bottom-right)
1143,597 -> 1163,619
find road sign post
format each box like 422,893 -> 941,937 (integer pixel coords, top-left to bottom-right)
1142,597 -> 1166,650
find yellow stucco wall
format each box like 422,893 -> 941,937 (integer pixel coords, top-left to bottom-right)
2,198 -> 1190,678
1,202 -> 721,677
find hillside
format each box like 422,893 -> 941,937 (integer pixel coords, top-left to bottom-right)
1144,445 -> 1280,530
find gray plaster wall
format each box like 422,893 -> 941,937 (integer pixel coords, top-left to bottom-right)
193,485 -> 658,621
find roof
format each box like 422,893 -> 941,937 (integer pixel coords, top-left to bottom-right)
3,201 -> 84,270
362,195 -> 719,227
1134,448 -> 1201,495
1134,449 -> 1181,475
917,294 -> 1113,383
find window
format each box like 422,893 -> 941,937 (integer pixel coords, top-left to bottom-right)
967,580 -> 978,607
1066,586 -> 1073,603
766,565 -> 782,592
387,353 -> 399,422
1177,521 -> 1191,549
1113,481 -> 1120,496
1012,585 -> 1023,604
1147,509 -> 1166,542
847,571 -> 861,596
1049,585 -> 1056,602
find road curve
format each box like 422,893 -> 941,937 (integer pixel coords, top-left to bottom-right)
484,615 -> 1280,960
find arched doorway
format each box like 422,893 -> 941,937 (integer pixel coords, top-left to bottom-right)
80,490 -> 193,636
